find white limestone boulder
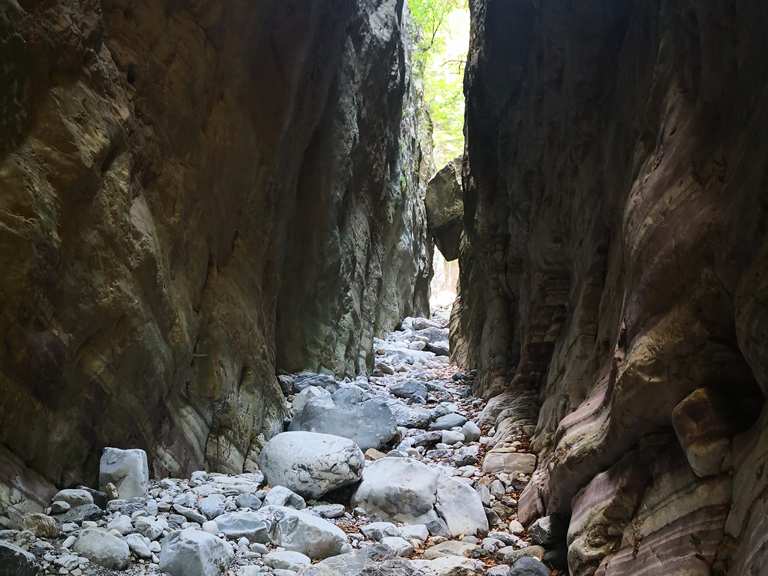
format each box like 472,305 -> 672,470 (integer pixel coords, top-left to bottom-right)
259,431 -> 364,499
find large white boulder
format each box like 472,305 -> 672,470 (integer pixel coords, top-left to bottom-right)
73,528 -> 130,570
159,529 -> 234,576
292,386 -> 332,415
51,489 -> 93,508
297,545 -> 426,575
290,395 -> 398,451
389,380 -> 428,403
270,507 -> 349,560
215,506 -> 347,559
263,550 -> 311,571
351,457 -> 488,537
434,476 -> 488,536
214,511 -> 271,543
263,485 -> 306,509
351,457 -> 439,524
429,413 -> 467,431
134,515 -> 168,541
259,432 -> 364,498
197,472 -> 264,497
99,447 -> 149,498
387,400 -> 433,429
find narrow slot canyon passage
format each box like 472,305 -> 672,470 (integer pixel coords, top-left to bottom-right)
2,2 -> 768,576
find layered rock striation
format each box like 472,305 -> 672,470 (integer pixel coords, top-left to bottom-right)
0,0 -> 431,508
457,1 -> 768,574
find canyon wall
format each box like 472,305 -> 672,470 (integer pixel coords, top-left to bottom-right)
457,1 -> 768,574
0,0 -> 431,511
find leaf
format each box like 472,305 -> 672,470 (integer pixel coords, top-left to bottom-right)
408,0 -> 469,166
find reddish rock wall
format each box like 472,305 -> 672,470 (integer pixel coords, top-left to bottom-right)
457,1 -> 768,573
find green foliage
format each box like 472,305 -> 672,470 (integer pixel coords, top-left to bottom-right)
409,0 -> 462,58
408,0 -> 468,167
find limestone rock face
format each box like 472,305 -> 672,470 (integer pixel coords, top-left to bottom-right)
425,159 -> 463,261
0,0 -> 432,505
459,1 -> 768,574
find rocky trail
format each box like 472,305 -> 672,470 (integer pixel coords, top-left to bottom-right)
0,309 -> 557,576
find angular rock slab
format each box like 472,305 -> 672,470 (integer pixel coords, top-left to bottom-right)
429,413 -> 466,431
99,447 -> 149,498
360,521 -> 401,541
351,456 -> 487,536
425,158 -> 464,261
434,476 -> 489,537
389,380 -> 428,403
160,529 -> 234,576
292,373 -> 339,394
215,506 -> 347,560
73,528 -> 130,570
423,540 -> 478,559
461,421 -> 481,442
300,548 -> 418,576
259,431 -> 364,498
202,472 -> 264,496
482,450 -> 536,475
290,396 -> 398,451
214,511 -> 271,543
52,489 -> 93,508
292,386 -> 332,416
352,457 -> 439,524
126,533 -> 152,559
199,494 -> 227,520
387,400 -> 433,429
264,550 -> 311,571
55,503 -> 104,524
263,485 -> 306,509
269,507 -> 349,560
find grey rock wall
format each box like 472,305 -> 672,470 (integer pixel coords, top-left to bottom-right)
276,0 -> 433,377
0,0 -> 431,509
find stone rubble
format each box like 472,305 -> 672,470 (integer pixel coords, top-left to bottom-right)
0,309 -> 556,575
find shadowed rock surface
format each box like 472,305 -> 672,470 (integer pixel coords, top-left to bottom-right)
0,0 -> 431,504
425,158 -> 463,261
454,1 -> 768,574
